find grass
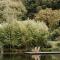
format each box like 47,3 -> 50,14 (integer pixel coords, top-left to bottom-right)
48,41 -> 60,48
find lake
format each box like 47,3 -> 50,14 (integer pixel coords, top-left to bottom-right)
0,54 -> 60,60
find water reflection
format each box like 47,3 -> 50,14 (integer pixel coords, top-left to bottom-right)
0,54 -> 60,60
32,54 -> 52,60
32,55 -> 40,60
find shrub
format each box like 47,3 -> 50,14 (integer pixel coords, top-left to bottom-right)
48,28 -> 60,41
0,20 -> 49,49
23,20 -> 49,47
57,43 -> 60,47
35,8 -> 60,29
0,0 -> 27,23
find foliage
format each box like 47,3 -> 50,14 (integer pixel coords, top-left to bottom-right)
35,0 -> 60,9
48,27 -> 60,41
0,20 -> 48,48
21,0 -> 60,19
0,0 -> 27,23
23,20 -> 49,48
57,43 -> 60,47
35,8 -> 60,29
25,0 -> 38,19
0,0 -> 60,51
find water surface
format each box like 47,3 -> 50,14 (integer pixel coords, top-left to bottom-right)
0,54 -> 60,60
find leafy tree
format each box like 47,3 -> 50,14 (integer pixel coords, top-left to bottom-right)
25,0 -> 38,19
0,0 -> 27,23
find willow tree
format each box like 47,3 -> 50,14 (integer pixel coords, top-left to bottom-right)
0,0 -> 27,23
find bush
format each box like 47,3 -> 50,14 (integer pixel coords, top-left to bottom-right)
0,20 -> 49,49
0,0 -> 27,23
57,43 -> 60,47
35,8 -> 60,29
49,28 -> 60,41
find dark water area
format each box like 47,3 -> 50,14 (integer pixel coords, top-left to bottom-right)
0,54 -> 60,60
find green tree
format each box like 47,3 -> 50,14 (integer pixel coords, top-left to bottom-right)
25,0 -> 38,19
0,0 -> 27,23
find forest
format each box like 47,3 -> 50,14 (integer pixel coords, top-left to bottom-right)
0,0 -> 60,52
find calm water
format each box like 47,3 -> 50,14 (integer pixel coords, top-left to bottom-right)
0,54 -> 60,60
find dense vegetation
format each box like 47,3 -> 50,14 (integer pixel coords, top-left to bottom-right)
0,0 -> 60,51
